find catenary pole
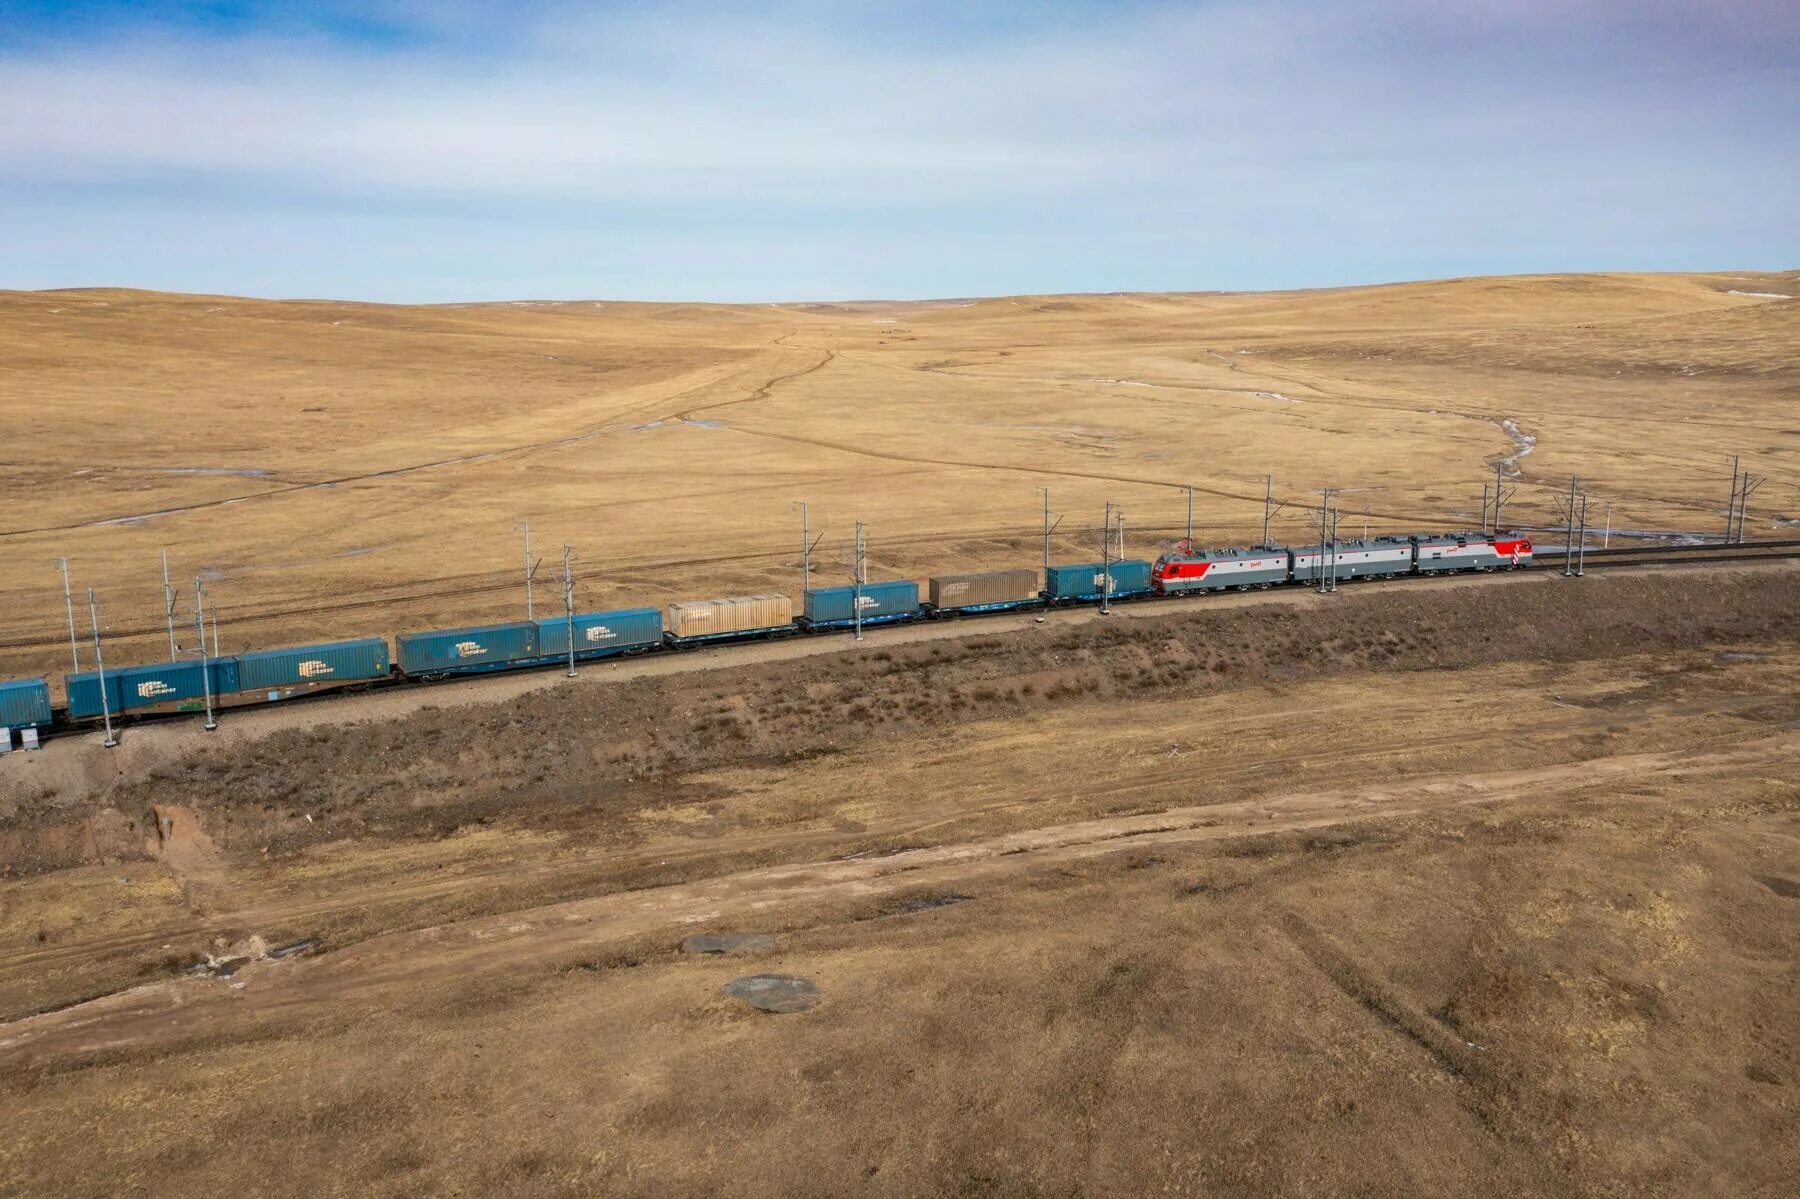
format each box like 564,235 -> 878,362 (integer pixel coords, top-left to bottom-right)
853,522 -> 866,642
1737,473 -> 1764,543
1040,488 -> 1051,580
1185,484 -> 1193,547
1563,477 -> 1579,577
87,589 -> 117,748
563,545 -> 577,677
517,520 -> 534,620
1328,506 -> 1341,593
1577,494 -> 1590,576
161,548 -> 178,660
793,501 -> 810,597
1316,489 -> 1333,595
1100,502 -> 1113,616
1604,502 -> 1612,549
56,559 -> 80,672
1262,475 -> 1274,545
194,577 -> 217,731
1724,457 -> 1740,543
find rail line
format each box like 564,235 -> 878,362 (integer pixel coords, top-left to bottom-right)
17,538 -> 1799,745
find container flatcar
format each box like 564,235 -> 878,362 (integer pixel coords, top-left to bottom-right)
66,658 -> 240,720
801,581 -> 921,629
926,569 -> 1041,614
666,595 -> 794,644
396,622 -> 539,676
0,678 -> 53,749
235,638 -> 391,702
535,608 -> 662,658
1043,560 -> 1153,603
1153,547 -> 1289,594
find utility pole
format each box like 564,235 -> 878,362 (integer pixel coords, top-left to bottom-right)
853,521 -> 867,642
1604,502 -> 1613,549
1039,488 -> 1052,580
161,548 -> 178,660
56,559 -> 80,672
1262,475 -> 1275,546
1100,502 -> 1114,616
1116,512 -> 1126,562
211,604 -> 222,659
1185,484 -> 1194,548
1481,483 -> 1490,534
194,577 -> 217,731
562,545 -> 577,677
517,519 -> 535,620
87,589 -> 117,748
1563,477 -> 1579,577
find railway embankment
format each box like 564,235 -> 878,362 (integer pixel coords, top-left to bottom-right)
4,567 -> 1796,878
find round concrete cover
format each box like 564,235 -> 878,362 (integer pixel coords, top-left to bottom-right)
722,974 -> 821,1013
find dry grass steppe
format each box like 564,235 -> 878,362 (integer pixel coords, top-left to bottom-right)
2,272 -> 1796,684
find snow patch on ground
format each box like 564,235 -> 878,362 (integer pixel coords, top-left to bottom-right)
1497,419 -> 1536,475
1726,290 -> 1791,300
1091,378 -> 1154,388
1253,391 -> 1302,404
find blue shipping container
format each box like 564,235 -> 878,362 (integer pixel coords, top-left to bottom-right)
1044,559 -> 1153,600
0,677 -> 53,729
395,622 -> 537,675
535,608 -> 662,657
235,638 -> 391,695
802,581 -> 921,625
65,658 -> 239,720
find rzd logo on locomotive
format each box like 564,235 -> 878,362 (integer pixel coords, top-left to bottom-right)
454,641 -> 488,658
136,679 -> 176,699
297,659 -> 335,677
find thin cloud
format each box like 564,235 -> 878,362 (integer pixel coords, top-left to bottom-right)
1,1 -> 1794,299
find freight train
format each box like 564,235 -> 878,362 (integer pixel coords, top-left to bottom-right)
0,530 -> 1531,749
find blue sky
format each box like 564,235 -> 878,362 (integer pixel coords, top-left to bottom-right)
3,1 -> 1796,301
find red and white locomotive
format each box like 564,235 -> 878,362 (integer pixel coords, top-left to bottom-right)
1153,533 -> 1532,594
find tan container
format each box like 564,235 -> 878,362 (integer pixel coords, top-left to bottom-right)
666,594 -> 794,639
927,569 -> 1039,610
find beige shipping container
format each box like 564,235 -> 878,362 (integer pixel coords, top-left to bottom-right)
666,594 -> 794,640
927,569 -> 1040,610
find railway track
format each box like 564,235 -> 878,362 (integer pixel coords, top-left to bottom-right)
17,536 -> 1799,746
1526,539 -> 1800,572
